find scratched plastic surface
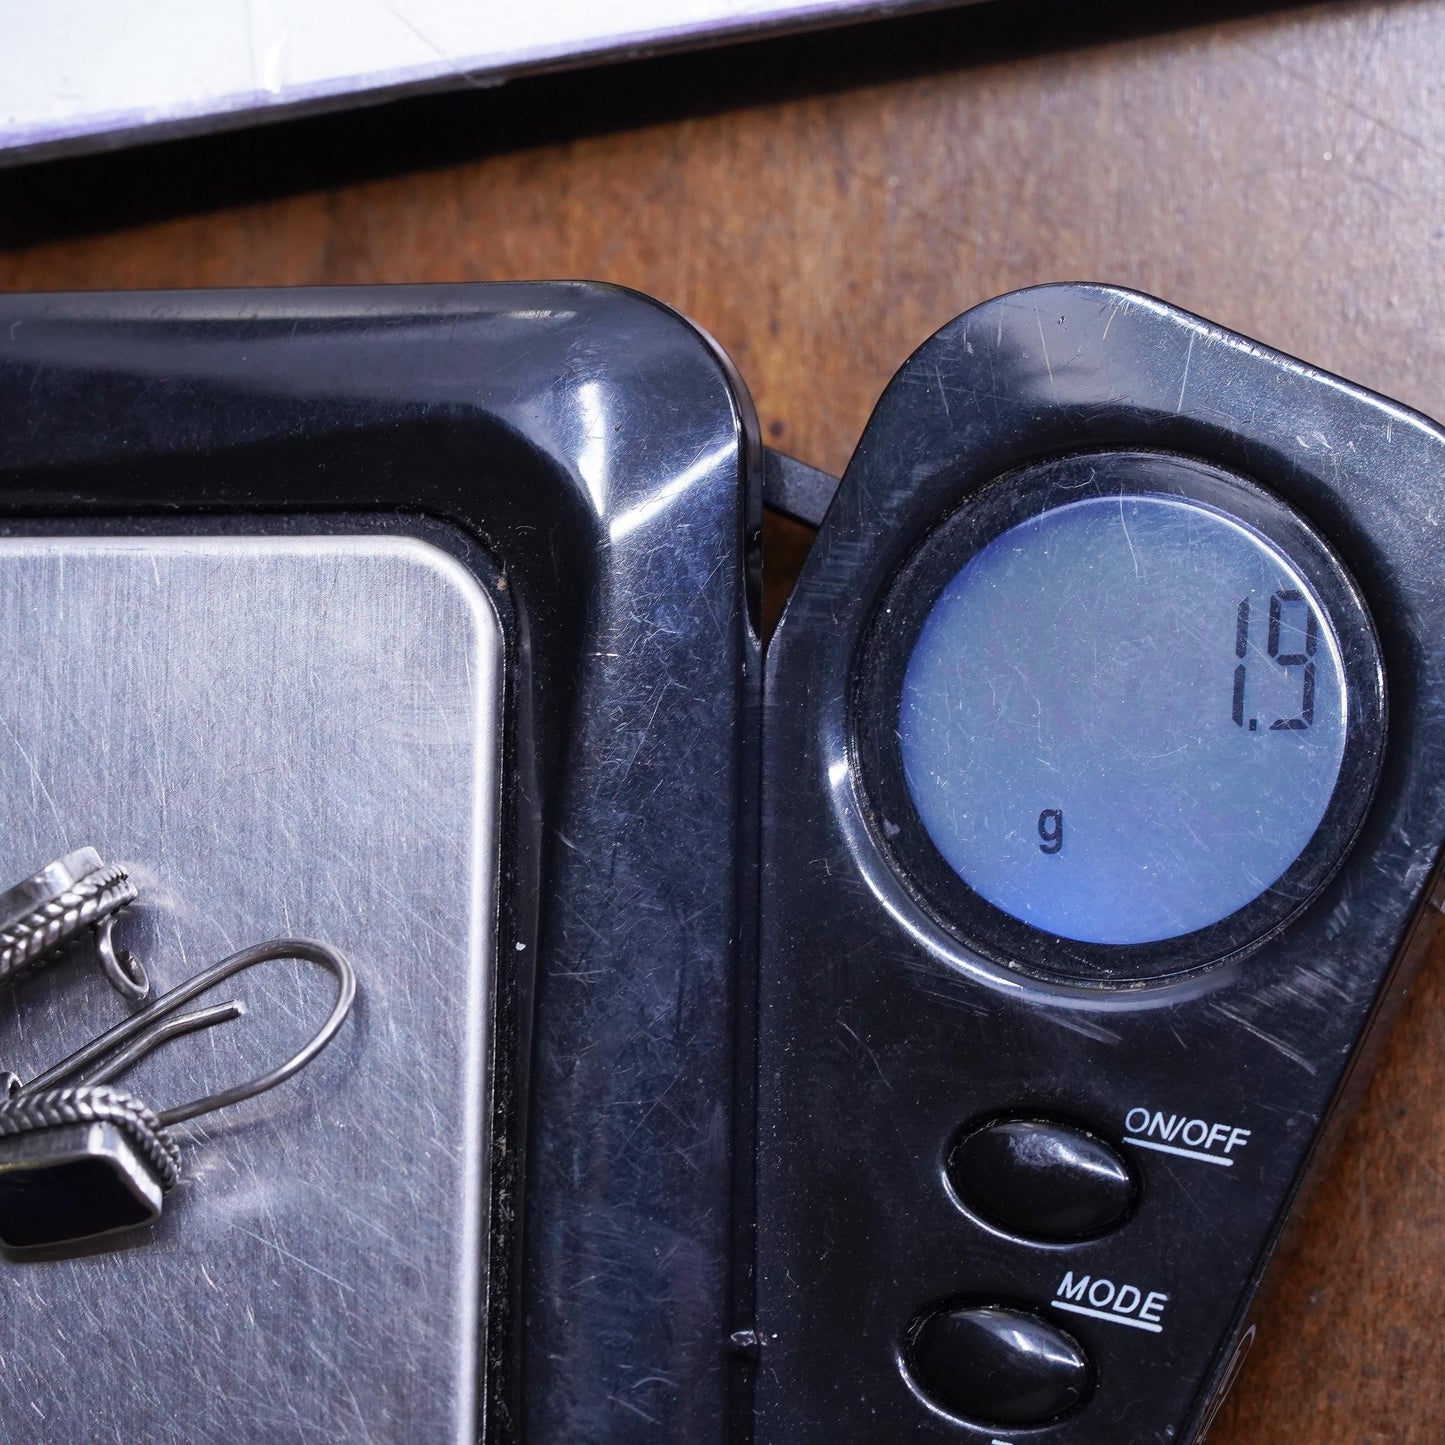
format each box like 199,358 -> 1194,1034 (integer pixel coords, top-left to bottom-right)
0,534 -> 500,1443
899,495 -> 1347,943
758,284 -> 1445,1445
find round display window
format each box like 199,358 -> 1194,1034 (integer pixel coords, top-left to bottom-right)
856,452 -> 1385,982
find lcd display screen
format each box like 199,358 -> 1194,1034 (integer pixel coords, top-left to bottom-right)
897,494 -> 1348,945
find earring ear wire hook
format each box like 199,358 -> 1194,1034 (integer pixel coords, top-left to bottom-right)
0,848 -> 149,1002
93,914 -> 149,1001
17,938 -> 355,1127
70,1001 -> 247,1091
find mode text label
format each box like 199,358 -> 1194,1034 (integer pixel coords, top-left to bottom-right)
1052,1271 -> 1169,1334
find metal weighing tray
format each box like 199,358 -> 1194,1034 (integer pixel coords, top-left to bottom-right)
0,529 -> 502,1441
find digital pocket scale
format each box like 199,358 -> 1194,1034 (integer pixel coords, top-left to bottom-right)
0,282 -> 1441,1443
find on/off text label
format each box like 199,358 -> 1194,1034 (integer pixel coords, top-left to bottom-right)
1123,1106 -> 1251,1166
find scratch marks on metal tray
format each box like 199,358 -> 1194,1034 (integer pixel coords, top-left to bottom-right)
232,1223 -> 357,1294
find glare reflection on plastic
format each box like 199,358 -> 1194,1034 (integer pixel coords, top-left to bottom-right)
898,494 -> 1348,945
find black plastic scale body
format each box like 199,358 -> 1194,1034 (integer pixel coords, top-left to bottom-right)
4,279 -> 1445,1445
756,285 -> 1445,1443
0,283 -> 759,1445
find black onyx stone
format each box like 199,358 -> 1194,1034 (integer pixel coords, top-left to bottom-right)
908,1303 -> 1093,1426
948,1117 -> 1137,1241
0,1121 -> 163,1248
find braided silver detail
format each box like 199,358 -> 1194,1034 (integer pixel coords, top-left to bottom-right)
0,1084 -> 180,1191
0,865 -> 137,990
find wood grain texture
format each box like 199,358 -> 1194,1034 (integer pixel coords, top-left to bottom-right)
4,1 -> 1445,1437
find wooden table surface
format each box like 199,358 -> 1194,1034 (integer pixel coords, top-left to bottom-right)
3,0 -> 1444,1438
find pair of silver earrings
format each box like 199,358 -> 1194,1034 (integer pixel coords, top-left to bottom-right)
0,848 -> 356,1249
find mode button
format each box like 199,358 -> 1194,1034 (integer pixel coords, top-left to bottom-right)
906,1303 -> 1093,1426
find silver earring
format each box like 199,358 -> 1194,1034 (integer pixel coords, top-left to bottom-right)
0,937 -> 355,1248
0,848 -> 148,1001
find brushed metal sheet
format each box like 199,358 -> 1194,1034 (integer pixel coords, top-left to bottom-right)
0,532 -> 502,1443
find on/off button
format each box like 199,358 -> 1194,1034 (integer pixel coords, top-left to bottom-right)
947,1117 -> 1138,1241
